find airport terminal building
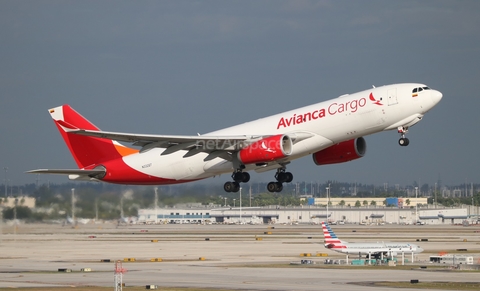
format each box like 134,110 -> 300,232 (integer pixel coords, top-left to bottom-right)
137,205 -> 471,225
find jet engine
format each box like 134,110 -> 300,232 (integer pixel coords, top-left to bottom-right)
238,134 -> 293,165
312,137 -> 366,165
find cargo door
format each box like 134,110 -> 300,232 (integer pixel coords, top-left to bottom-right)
388,88 -> 398,106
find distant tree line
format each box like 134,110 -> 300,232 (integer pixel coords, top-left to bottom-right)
1,181 -> 478,221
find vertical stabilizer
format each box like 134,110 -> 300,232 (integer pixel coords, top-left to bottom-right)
321,221 -> 346,245
49,105 -> 138,169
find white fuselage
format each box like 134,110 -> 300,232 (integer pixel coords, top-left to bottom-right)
329,242 -> 424,255
121,83 -> 442,181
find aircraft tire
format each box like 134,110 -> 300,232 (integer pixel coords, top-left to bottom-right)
242,172 -> 250,183
232,182 -> 240,192
275,182 -> 283,192
224,182 -> 233,192
276,172 -> 287,183
233,172 -> 244,182
285,172 -> 293,183
267,182 -> 277,193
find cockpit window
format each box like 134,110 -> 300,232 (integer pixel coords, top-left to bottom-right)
413,87 -> 431,94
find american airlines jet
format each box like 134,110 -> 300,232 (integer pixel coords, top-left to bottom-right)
322,221 -> 423,258
28,83 -> 442,192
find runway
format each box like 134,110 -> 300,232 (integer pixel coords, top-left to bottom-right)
0,223 -> 479,290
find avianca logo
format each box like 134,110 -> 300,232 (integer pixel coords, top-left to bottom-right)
277,93 -> 382,129
369,93 -> 383,106
261,141 -> 276,153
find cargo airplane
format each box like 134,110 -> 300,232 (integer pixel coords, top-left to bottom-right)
28,83 -> 442,193
322,221 -> 424,258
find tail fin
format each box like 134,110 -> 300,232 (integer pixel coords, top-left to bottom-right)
49,105 -> 138,169
321,221 -> 345,245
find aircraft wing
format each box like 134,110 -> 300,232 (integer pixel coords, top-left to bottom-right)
68,129 -> 315,156
70,129 -> 248,152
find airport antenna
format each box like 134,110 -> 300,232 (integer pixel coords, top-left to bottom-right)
114,260 -> 127,291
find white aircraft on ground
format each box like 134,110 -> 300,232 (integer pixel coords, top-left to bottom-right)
65,215 -> 90,225
322,221 -> 424,258
28,83 -> 442,193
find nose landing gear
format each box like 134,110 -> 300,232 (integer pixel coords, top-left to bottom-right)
398,126 -> 410,146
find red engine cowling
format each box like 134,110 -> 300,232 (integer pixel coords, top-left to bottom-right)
312,137 -> 366,165
238,134 -> 293,164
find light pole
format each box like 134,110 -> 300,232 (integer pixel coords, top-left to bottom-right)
71,188 -> 75,225
233,199 -> 236,208
249,185 -> 252,207
3,167 -> 7,197
224,197 -> 227,207
154,187 -> 158,224
239,187 -> 242,223
415,187 -> 418,224
14,197 -> 18,241
95,198 -> 98,222
326,185 -> 330,223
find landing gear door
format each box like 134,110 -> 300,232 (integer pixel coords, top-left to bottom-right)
388,88 -> 398,106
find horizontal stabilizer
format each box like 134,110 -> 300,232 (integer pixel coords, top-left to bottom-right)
27,169 -> 105,177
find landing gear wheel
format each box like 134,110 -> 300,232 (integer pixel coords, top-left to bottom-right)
233,172 -> 244,182
398,138 -> 410,146
267,182 -> 283,192
224,181 -> 234,192
275,182 -> 283,192
397,126 -> 410,147
267,182 -> 277,193
232,171 -> 250,183
276,172 -> 287,183
225,170 -> 249,192
241,172 -> 250,183
285,172 -> 293,183
231,182 -> 240,192
275,169 -> 293,183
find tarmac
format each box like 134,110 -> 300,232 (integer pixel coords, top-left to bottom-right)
0,222 -> 479,290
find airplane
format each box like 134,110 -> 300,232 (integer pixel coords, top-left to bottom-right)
28,83 -> 442,193
118,216 -> 137,225
65,215 -> 90,225
321,221 -> 423,259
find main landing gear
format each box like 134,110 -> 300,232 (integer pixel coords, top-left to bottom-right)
224,170 -> 250,193
267,168 -> 293,193
223,168 -> 293,193
398,126 -> 410,147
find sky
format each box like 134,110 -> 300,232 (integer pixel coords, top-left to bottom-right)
1,0 -> 479,189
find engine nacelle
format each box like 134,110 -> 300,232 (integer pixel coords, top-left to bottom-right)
312,137 -> 366,166
238,134 -> 293,165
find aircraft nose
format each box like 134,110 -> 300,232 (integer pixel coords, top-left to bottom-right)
431,89 -> 443,105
